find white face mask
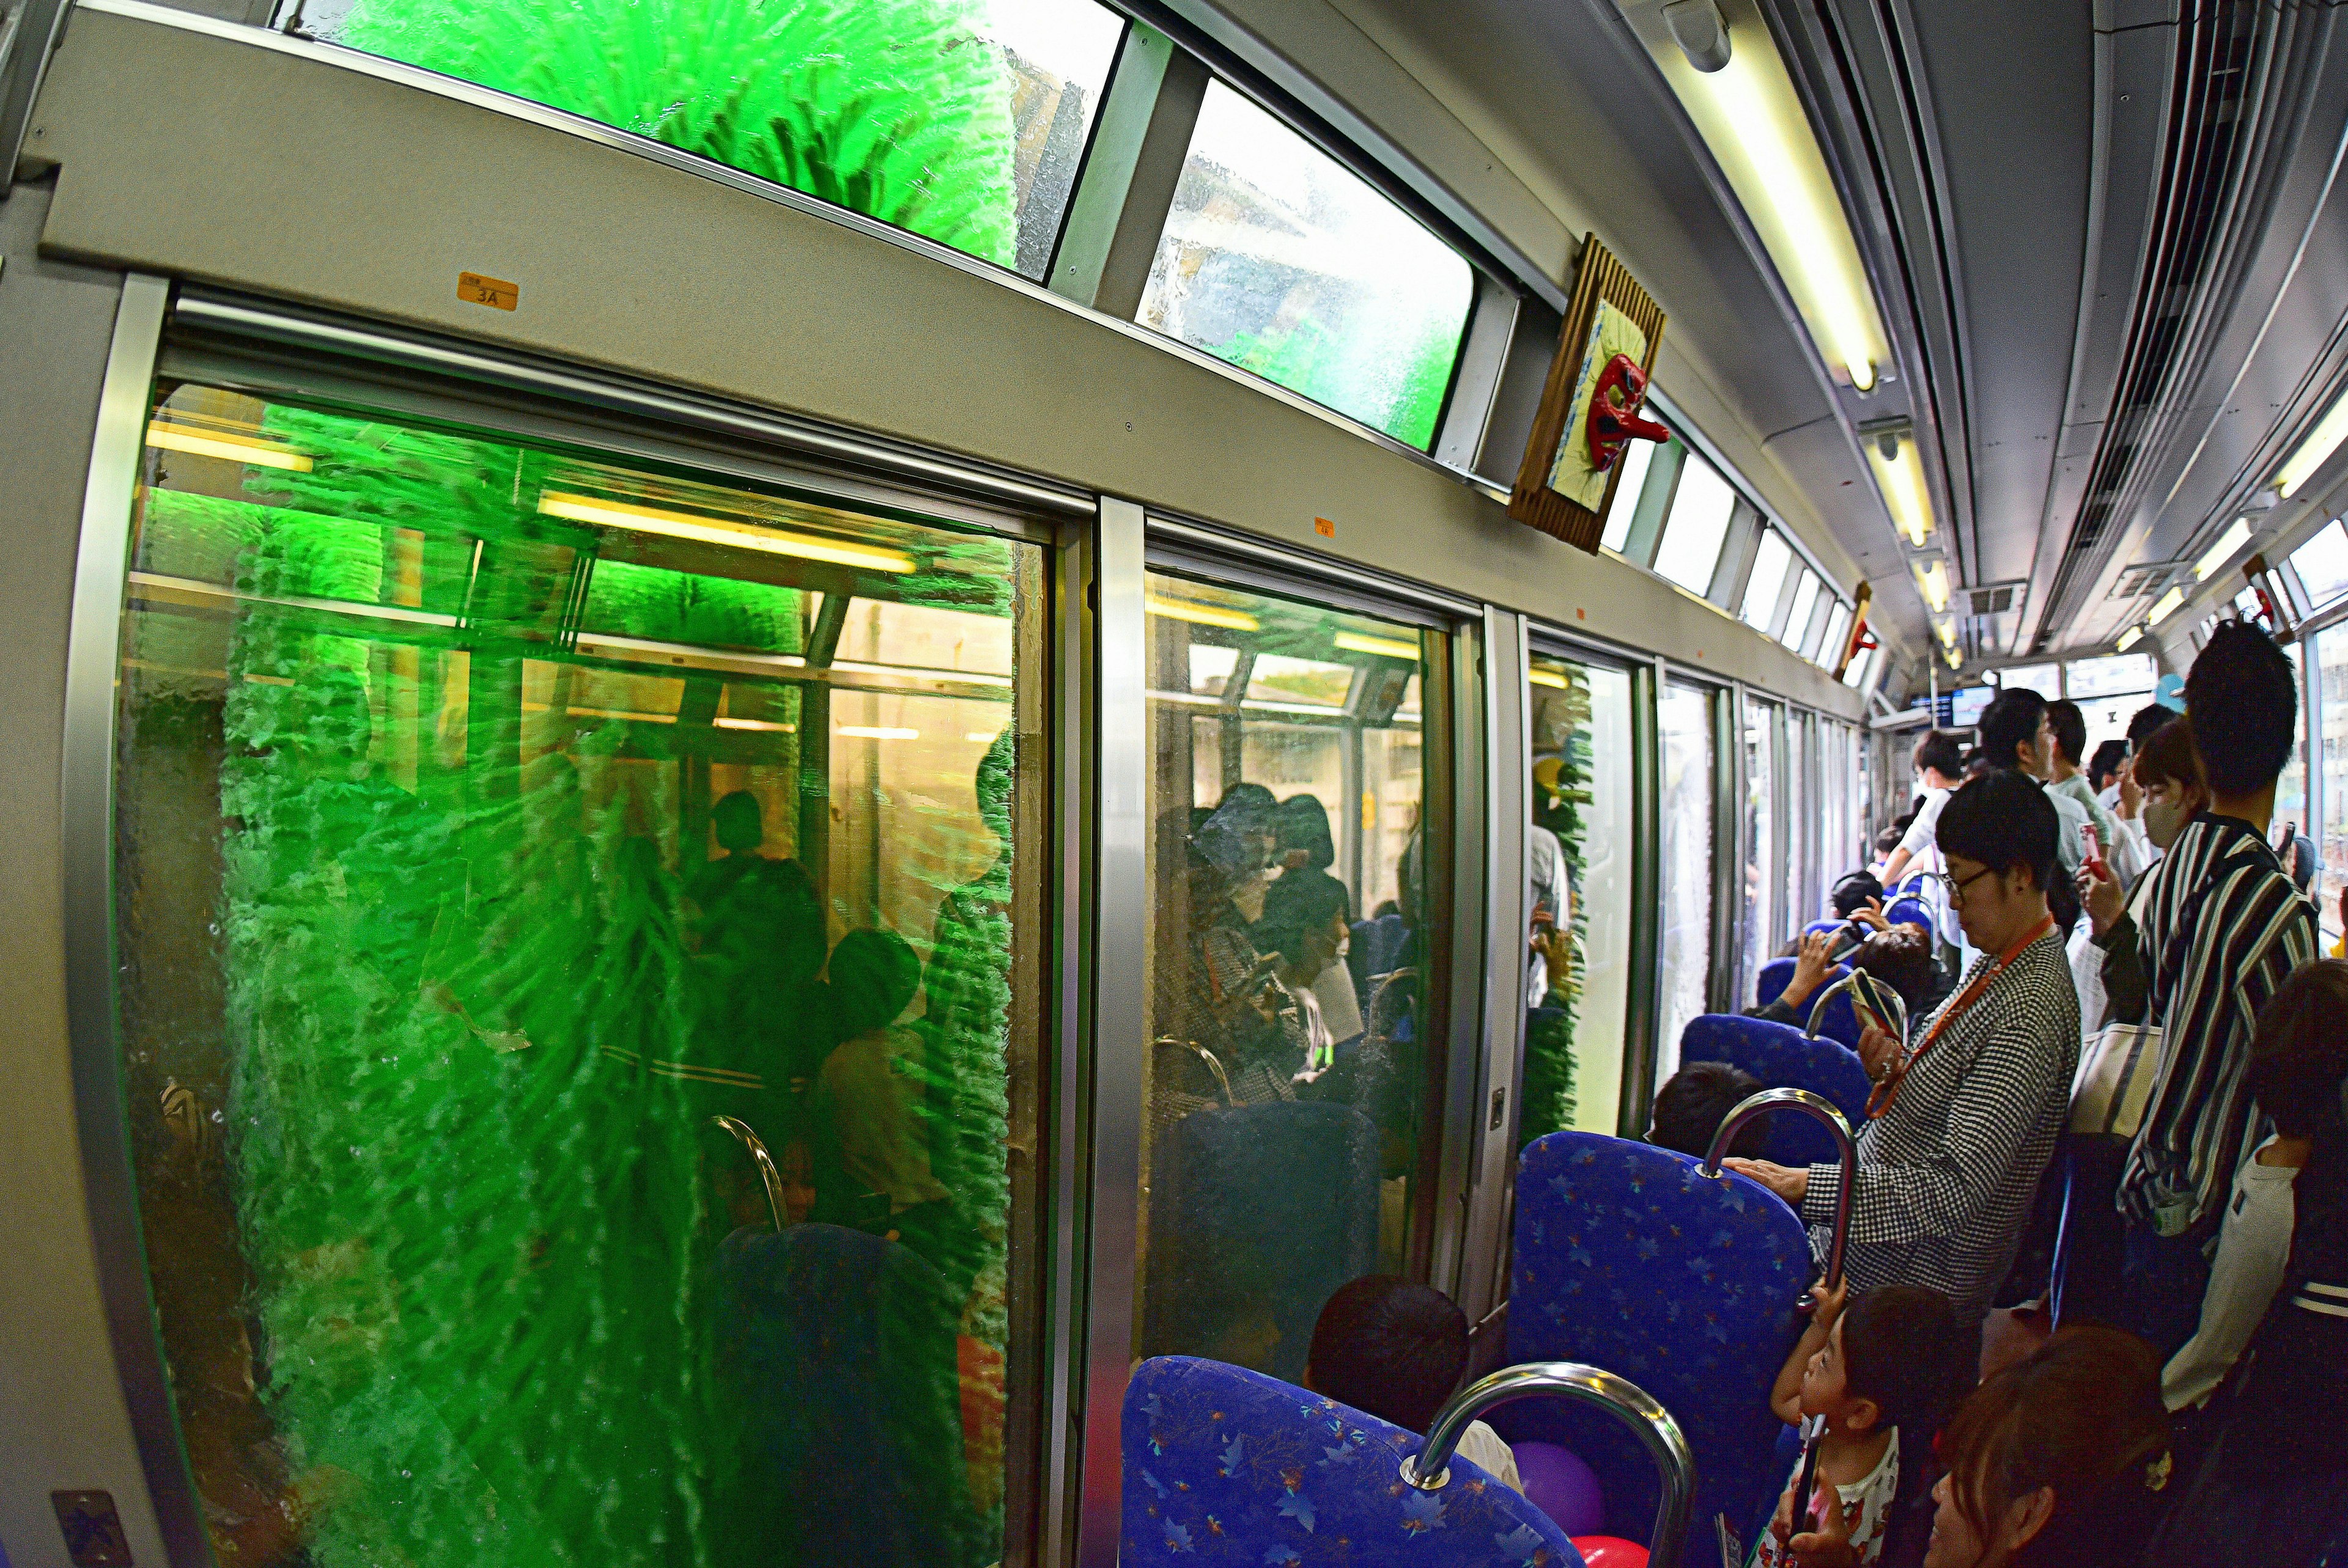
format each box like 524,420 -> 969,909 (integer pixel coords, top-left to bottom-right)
2145,796 -> 2193,850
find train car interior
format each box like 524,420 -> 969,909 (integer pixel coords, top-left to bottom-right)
6,0 -> 2348,1562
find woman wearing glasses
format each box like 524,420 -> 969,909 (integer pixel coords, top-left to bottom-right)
1729,771 -> 2081,1332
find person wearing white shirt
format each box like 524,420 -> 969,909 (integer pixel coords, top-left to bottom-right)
1876,730 -> 1968,889
2162,1132 -> 2304,1409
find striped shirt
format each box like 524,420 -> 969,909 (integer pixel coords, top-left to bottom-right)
2118,814 -> 2319,1232
1802,928 -> 2080,1323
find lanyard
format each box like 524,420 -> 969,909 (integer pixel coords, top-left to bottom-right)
1866,915 -> 2054,1119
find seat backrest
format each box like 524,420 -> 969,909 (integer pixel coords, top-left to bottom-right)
1123,1355 -> 1588,1568
1676,1014 -> 1872,1166
1754,957 -> 1859,1045
1137,1100 -> 1381,1382
1504,1132 -> 1810,1550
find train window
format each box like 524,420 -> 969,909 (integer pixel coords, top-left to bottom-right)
1650,454 -> 1737,596
1524,653 -> 1637,1140
1783,570 -> 1822,653
301,0 -> 1127,280
2062,652 -> 2155,699
1784,710 -> 1815,929
2292,520 -> 2348,610
1656,681 -> 1715,1076
1136,573 -> 1444,1380
1740,695 -> 1780,1004
2318,625 -> 2348,939
1740,528 -> 1792,631
1135,82 -> 1476,451
114,383 -> 1048,1566
1602,436 -> 1661,554
1820,601 -> 1852,669
2275,641 -> 2309,850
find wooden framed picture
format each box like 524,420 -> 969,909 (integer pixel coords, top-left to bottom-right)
1509,234 -> 1669,551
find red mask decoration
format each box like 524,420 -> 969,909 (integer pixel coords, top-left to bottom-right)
1587,353 -> 1671,473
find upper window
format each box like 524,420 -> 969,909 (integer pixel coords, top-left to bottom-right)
1137,82 -> 1476,449
1820,602 -> 1851,669
1783,570 -> 1821,653
309,0 -> 1126,279
1740,529 -> 1792,631
1652,454 -> 1736,595
2062,653 -> 2155,699
1603,437 -> 1660,554
2292,520 -> 2348,611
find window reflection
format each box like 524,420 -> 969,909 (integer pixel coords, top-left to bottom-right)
1741,698 -> 1779,1005
1524,655 -> 1635,1141
1138,573 -> 1442,1380
1652,455 -> 1737,595
1658,683 -> 1715,1078
117,383 -> 1043,1567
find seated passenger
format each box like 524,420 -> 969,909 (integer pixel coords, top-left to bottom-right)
1781,1327 -> 2171,1568
1302,1275 -> 1521,1493
1650,1060 -> 1772,1160
1755,1281 -> 1963,1567
1751,926 -> 1937,1031
1266,794 -> 1363,1047
1726,771 -> 2079,1329
813,929 -> 951,1236
1255,869 -> 1353,1076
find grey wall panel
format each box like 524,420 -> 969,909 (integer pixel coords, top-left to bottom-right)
0,193 -> 168,1568
26,6 -> 1864,718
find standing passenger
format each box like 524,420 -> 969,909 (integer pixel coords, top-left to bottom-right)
2111,624 -> 2317,1360
1727,771 -> 2079,1329
1875,731 -> 1966,891
2045,699 -> 2141,885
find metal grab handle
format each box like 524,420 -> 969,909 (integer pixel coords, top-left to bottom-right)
1701,1088 -> 1859,1304
1805,969 -> 1908,1055
1153,1037 -> 1233,1108
710,1115 -> 788,1232
1402,1362 -> 1695,1568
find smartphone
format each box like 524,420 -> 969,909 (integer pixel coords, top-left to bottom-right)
2081,823 -> 2108,881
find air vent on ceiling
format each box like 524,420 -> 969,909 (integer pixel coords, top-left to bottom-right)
1965,580 -> 2027,618
2111,560 -> 2185,598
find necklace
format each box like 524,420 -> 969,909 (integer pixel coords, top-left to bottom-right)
1866,915 -> 2055,1119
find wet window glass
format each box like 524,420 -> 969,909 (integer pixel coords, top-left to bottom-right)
1657,682 -> 1715,1078
300,0 -> 1126,279
116,383 -> 1046,1567
1137,574 -> 1445,1379
1652,455 -> 1737,596
1137,82 -> 1476,451
1524,654 -> 1636,1141
1741,696 -> 1779,1005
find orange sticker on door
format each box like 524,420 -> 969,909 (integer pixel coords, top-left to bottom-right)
458,272 -> 519,311
1313,517 -> 1337,538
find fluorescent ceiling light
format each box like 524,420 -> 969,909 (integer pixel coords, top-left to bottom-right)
1332,630 -> 1420,661
537,491 -> 914,573
1867,437 -> 1933,548
1640,15 -> 1891,391
712,716 -> 796,733
964,731 -> 1001,743
2278,388 -> 2348,497
830,657 -> 1013,689
146,421 -> 314,472
2149,586 -> 2187,624
2191,518 -> 2252,581
2115,625 -> 2145,652
1146,593 -> 1259,632
1913,558 -> 1949,613
836,726 -> 919,740
1528,668 -> 1568,690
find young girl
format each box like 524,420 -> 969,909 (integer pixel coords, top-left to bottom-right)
1753,1281 -> 1963,1567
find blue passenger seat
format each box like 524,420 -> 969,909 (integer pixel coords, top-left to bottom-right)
1677,1014 -> 1872,1166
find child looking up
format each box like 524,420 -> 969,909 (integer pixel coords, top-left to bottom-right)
1302,1275 -> 1520,1493
1753,1281 -> 1962,1567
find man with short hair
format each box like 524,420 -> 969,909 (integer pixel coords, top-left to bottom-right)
1878,730 -> 1967,889
2047,698 -> 2144,885
1976,687 -> 2092,882
2114,623 -> 2319,1357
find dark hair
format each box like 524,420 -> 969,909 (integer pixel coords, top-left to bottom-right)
1306,1275 -> 1467,1434
1914,730 -> 1966,780
1833,870 -> 1885,918
2131,718 -> 2203,794
1651,1061 -> 1770,1159
1940,1327 -> 2169,1559
1850,926 -> 1936,1014
2125,702 -> 2174,748
2246,959 -> 2348,1140
825,928 -> 922,1037
2088,738 -> 2128,790
1274,793 -> 1336,870
1874,825 -> 1904,856
712,789 -> 764,852
1978,688 -> 2048,772
2045,700 -> 2088,768
1963,751 -> 1995,780
1937,769 -> 2058,893
1255,867 -> 1350,968
2186,622 -> 2298,798
1840,1285 -> 1963,1434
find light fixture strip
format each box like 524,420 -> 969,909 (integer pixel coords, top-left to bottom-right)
538,491 -> 915,574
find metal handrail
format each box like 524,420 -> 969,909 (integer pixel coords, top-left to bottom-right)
1702,1088 -> 1859,1305
1401,1362 -> 1694,1568
710,1114 -> 788,1232
1805,968 -> 1908,1055
1153,1036 -> 1233,1108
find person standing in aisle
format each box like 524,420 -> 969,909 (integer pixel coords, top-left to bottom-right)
1974,688 -> 2093,885
2113,622 -> 2319,1360
1875,731 -> 1966,891
2047,699 -> 2144,885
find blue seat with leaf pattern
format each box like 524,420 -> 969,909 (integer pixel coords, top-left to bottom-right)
1501,1132 -> 1809,1553
1677,1014 -> 1872,1167
1121,1355 -> 1588,1567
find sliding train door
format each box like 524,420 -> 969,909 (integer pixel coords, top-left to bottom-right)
89,303 -> 1063,1568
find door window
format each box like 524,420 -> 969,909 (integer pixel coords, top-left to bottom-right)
1136,573 -> 1445,1380
1656,682 -> 1715,1080
1741,696 -> 1780,1005
114,381 -> 1047,1567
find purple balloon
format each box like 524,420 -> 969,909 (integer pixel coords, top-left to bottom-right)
1514,1441 -> 1604,1537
